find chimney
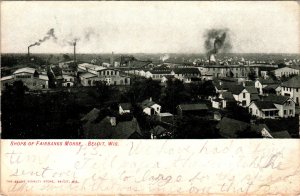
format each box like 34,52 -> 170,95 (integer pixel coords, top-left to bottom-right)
149,97 -> 152,102
110,51 -> 114,67
110,117 -> 116,126
73,42 -> 76,63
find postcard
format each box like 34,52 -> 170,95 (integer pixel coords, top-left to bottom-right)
1,1 -> 300,195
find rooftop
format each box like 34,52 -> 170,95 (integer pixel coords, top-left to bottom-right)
261,95 -> 291,104
13,67 -> 36,74
79,72 -> 98,79
253,101 -> 277,110
178,103 -> 208,111
281,76 -> 300,88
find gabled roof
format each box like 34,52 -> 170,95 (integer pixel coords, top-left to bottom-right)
83,116 -> 142,139
220,91 -> 235,101
252,101 -> 277,110
216,117 -> 250,138
13,67 -> 36,74
178,103 -> 208,111
245,86 -> 258,94
119,103 -> 132,110
81,108 -> 142,139
281,76 -> 300,88
251,94 -> 260,101
263,84 -> 280,90
79,72 -> 98,79
227,85 -> 244,95
261,95 -> 291,105
257,78 -> 278,85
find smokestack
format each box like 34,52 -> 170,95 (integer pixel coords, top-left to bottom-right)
110,51 -> 114,67
73,42 -> 76,63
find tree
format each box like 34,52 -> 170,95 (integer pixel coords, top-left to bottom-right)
63,54 -> 71,61
160,79 -> 191,114
126,78 -> 161,103
94,81 -> 112,104
188,80 -> 216,100
268,71 -> 277,81
248,69 -> 256,81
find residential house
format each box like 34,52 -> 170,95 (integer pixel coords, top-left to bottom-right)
81,108 -> 142,139
1,67 -> 49,90
227,85 -> 259,107
216,117 -> 291,138
212,91 -> 236,109
262,84 -> 281,95
177,103 -> 209,117
272,66 -> 300,78
281,75 -> 300,105
261,95 -> 295,118
140,98 -> 161,116
255,78 -> 278,95
248,101 -> 279,119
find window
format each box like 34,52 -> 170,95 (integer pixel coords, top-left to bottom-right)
111,71 -> 114,75
243,93 -> 246,98
296,88 -> 299,92
289,110 -> 293,115
284,110 -> 287,115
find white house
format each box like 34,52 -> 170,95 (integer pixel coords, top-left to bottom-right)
248,101 -> 279,119
272,67 -> 299,78
255,78 -> 278,95
140,98 -> 161,116
261,95 -> 295,118
230,86 -> 259,107
281,76 -> 300,105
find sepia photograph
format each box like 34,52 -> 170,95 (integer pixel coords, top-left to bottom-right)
1,1 -> 300,140
1,1 -> 300,195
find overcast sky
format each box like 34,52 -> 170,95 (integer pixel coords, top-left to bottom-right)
1,1 -> 299,54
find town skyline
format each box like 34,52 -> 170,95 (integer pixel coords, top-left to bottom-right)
1,1 -> 299,54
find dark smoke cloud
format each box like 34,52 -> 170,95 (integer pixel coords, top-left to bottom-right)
28,28 -> 57,48
204,28 -> 232,57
